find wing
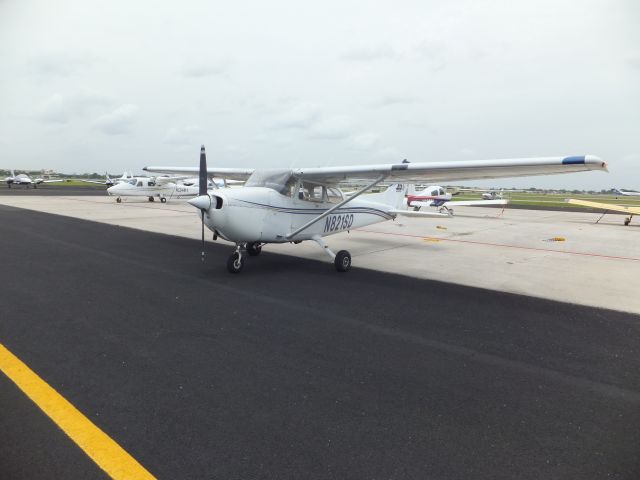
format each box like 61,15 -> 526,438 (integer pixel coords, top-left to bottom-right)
78,179 -> 107,185
40,179 -> 65,184
566,199 -> 640,215
143,166 -> 253,181
445,199 -> 508,206
294,155 -> 607,184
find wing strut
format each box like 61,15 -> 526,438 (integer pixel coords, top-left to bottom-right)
286,174 -> 387,240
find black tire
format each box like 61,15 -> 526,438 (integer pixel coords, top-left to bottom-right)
160,197 -> 167,203
227,252 -> 244,273
247,243 -> 262,256
334,250 -> 351,272
116,197 -> 122,203
148,197 -> 155,202
624,218 -> 631,226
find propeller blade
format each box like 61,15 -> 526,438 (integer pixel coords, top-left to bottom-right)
199,145 -> 207,196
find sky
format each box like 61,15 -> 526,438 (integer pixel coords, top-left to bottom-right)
0,0 -> 638,189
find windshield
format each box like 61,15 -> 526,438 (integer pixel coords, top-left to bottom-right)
245,169 -> 296,196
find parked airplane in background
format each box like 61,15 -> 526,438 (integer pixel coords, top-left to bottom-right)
106,176 -> 218,203
80,172 -> 133,187
406,185 -> 508,214
614,188 -> 640,197
145,148 -> 607,273
4,170 -> 64,188
566,198 -> 639,225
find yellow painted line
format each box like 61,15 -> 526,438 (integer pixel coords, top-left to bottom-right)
0,343 -> 156,480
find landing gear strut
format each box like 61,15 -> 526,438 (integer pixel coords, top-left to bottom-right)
312,235 -> 351,272
247,242 -> 262,256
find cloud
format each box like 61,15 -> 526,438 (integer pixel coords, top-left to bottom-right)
93,104 -> 139,135
35,92 -> 113,124
342,45 -> 401,62
370,95 -> 421,108
413,39 -> 447,71
29,51 -> 98,78
627,56 -> 640,69
307,116 -> 353,140
349,132 -> 379,150
163,125 -> 203,145
270,102 -> 322,129
182,62 -> 228,78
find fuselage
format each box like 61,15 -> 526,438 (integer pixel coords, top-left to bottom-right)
201,187 -> 395,243
107,179 -> 200,199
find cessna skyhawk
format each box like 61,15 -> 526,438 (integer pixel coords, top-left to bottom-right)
145,148 -> 607,273
406,185 -> 508,215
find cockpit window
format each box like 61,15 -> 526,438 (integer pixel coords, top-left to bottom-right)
299,182 -> 325,202
148,181 -> 155,187
128,179 -> 136,185
439,188 -> 445,195
245,169 -> 296,196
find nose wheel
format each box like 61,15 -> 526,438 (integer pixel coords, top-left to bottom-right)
227,247 -> 245,273
116,197 -> 122,203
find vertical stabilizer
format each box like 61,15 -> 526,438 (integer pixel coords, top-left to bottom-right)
366,184 -> 408,209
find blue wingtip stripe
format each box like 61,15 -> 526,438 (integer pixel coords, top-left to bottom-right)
562,156 -> 586,165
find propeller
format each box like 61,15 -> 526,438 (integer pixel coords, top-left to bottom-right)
199,145 -> 207,262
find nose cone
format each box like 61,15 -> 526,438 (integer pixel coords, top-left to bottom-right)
106,185 -> 116,196
188,194 -> 211,210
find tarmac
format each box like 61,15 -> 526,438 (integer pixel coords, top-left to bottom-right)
0,192 -> 638,313
1,191 -> 640,479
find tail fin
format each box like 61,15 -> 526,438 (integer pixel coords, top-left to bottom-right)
11,169 -> 15,178
366,183 -> 408,209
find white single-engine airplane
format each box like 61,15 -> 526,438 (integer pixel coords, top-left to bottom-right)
614,188 -> 640,197
145,148 -> 607,273
4,170 -> 64,188
406,185 -> 508,215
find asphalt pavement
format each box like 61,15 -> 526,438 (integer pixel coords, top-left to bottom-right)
1,204 -> 639,479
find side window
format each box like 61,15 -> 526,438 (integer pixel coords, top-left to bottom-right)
148,181 -> 156,187
326,188 -> 343,204
431,190 -> 438,196
137,181 -> 143,187
298,182 -> 325,202
439,188 -> 445,195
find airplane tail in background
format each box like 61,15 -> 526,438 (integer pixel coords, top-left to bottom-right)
367,184 -> 408,209
10,169 -> 15,177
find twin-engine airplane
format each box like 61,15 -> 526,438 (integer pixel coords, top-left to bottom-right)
406,185 -> 508,215
145,148 -> 607,273
4,170 -> 64,188
106,176 -> 221,203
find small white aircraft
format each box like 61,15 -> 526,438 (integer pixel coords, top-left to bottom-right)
79,172 -> 134,187
106,175 -> 223,203
406,185 -> 508,215
145,148 -> 607,273
614,188 -> 640,197
4,170 -> 65,188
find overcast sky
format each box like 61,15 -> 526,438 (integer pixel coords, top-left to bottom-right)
1,0 -> 638,188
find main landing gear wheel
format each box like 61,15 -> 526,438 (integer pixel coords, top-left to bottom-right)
625,217 -> 631,226
334,250 -> 351,272
160,197 -> 167,203
227,252 -> 245,273
247,242 -> 262,256
148,196 -> 155,202
116,197 -> 122,203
